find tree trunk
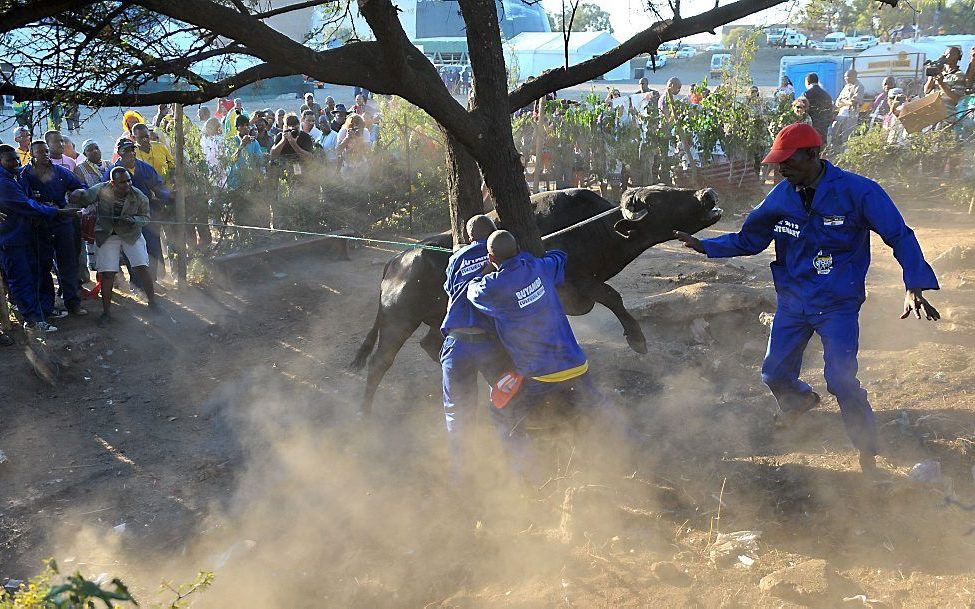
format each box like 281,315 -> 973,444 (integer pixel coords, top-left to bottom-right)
459,0 -> 543,255
444,130 -> 484,248
173,104 -> 188,285
479,145 -> 542,255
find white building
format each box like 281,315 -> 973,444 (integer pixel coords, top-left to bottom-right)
504,32 -> 628,82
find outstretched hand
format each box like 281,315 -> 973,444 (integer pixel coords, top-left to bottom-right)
901,289 -> 940,321
673,230 -> 705,254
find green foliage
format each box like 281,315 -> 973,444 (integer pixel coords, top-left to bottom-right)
722,27 -> 752,50
547,3 -> 613,33
798,0 -> 975,36
836,125 -> 961,192
154,572 -> 213,609
0,562 -> 213,609
0,560 -> 136,609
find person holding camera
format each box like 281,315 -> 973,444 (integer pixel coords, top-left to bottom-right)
269,113 -> 315,172
924,46 -> 967,119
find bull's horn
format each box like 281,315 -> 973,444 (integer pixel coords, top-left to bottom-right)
620,207 -> 648,222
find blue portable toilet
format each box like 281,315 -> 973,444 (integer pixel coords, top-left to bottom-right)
780,56 -> 853,99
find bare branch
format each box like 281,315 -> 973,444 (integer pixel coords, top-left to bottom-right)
254,0 -> 334,19
0,0 -> 98,33
228,0 -> 251,14
0,62 -> 291,106
509,0 -> 790,110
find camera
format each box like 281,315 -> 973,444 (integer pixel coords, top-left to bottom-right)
925,57 -> 947,77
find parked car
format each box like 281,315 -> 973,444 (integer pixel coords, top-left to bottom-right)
809,40 -> 823,49
675,47 -> 696,59
709,53 -> 731,79
645,53 -> 668,70
852,35 -> 878,50
768,28 -> 806,47
820,32 -> 848,51
658,42 -> 680,56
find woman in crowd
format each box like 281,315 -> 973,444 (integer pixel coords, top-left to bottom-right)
776,76 -> 795,101
201,117 -> 227,188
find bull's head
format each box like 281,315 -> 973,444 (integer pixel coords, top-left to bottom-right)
614,186 -> 722,241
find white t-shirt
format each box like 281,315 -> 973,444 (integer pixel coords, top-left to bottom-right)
318,130 -> 339,162
51,154 -> 77,172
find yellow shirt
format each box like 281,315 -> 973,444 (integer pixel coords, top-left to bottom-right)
16,147 -> 31,167
135,141 -> 175,181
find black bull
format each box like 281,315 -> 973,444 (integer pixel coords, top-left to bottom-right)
350,186 -> 723,415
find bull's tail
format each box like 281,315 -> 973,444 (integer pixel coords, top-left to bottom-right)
349,305 -> 382,371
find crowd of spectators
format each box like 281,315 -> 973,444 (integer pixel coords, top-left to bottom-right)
0,91 -> 381,340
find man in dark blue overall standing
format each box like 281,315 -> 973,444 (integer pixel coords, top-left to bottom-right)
20,139 -> 88,317
675,124 -> 940,475
440,215 -> 508,481
0,144 -> 69,335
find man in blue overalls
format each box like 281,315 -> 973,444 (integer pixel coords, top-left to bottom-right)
467,230 -> 600,483
675,123 -> 940,475
20,139 -> 88,317
0,144 -> 70,334
440,215 -> 508,481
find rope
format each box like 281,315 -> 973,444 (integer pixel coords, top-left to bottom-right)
80,203 -> 623,254
540,206 -> 620,241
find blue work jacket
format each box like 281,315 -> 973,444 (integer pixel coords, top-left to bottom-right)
701,161 -> 938,313
467,250 -> 587,379
441,240 -> 493,335
20,162 -> 85,226
103,160 -> 169,203
0,167 -> 57,247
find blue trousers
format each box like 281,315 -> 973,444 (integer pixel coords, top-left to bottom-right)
143,224 -> 164,276
37,220 -> 81,312
0,242 -> 44,323
440,334 -> 507,480
761,306 -> 877,454
492,372 -> 605,485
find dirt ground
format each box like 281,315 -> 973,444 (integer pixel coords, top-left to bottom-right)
1,193 -> 975,608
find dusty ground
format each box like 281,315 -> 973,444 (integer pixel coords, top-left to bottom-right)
1,192 -> 975,608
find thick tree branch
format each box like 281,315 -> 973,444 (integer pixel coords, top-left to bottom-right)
254,0 -> 334,19
0,0 -> 98,33
508,0 -> 790,110
0,62 -> 291,106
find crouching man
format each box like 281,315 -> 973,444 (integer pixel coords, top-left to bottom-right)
466,230 -> 601,483
675,124 -> 940,476
82,167 -> 157,324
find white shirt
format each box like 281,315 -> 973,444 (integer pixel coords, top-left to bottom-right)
318,130 -> 339,162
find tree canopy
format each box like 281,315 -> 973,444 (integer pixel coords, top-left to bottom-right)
548,2 -> 614,34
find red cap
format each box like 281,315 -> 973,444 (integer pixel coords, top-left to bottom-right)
762,123 -> 823,164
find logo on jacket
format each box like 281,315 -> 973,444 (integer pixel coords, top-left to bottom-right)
813,250 -> 833,275
516,277 -> 545,308
458,255 -> 489,277
823,215 -> 845,226
774,219 -> 800,238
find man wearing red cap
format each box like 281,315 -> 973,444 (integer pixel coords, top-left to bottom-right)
674,123 -> 940,476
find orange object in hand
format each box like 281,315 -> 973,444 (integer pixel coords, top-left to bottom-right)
490,370 -> 524,409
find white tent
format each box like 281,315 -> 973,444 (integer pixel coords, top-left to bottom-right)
505,31 -> 628,82
854,35 -> 975,95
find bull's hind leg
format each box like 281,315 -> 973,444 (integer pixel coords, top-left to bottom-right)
419,323 -> 445,363
361,320 -> 421,417
590,282 -> 648,354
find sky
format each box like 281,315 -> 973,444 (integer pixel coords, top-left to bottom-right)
538,0 -> 802,43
